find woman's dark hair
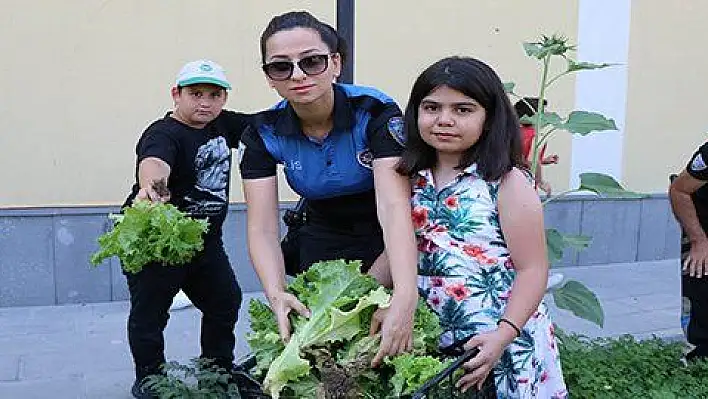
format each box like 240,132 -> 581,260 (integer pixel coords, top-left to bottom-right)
260,11 -> 348,64
396,56 -> 523,181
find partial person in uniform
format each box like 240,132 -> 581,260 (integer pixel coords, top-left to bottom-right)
123,60 -> 250,398
669,142 -> 708,361
239,11 -> 418,367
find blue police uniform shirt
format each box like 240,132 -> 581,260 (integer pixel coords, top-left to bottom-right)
239,83 -> 405,226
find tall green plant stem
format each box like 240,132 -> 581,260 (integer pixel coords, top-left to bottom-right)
530,55 -> 551,184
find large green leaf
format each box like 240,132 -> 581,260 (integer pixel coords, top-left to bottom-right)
546,229 -> 592,264
566,59 -> 615,73
552,280 -> 605,327
561,111 -> 617,135
578,173 -> 646,198
519,112 -> 563,130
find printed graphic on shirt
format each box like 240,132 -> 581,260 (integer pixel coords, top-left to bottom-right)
691,153 -> 707,172
387,116 -> 406,146
236,140 -> 246,165
357,149 -> 373,169
184,136 -> 230,216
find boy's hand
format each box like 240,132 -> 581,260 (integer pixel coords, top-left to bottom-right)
137,179 -> 171,202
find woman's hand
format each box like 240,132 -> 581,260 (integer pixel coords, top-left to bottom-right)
267,290 -> 311,343
369,293 -> 416,367
457,328 -> 515,392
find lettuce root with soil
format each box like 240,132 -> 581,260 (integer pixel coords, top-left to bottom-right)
247,259 -> 454,399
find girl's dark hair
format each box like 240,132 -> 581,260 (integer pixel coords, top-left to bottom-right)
396,56 -> 523,181
260,11 -> 348,64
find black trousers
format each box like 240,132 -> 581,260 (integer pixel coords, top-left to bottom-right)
298,221 -> 384,273
682,242 -> 708,351
125,239 -> 241,380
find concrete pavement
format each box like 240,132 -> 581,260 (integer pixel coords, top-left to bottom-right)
0,259 -> 684,398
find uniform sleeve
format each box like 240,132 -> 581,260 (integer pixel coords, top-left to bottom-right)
238,125 -> 278,179
136,128 -> 178,168
215,110 -> 252,148
687,142 -> 708,181
367,102 -> 405,159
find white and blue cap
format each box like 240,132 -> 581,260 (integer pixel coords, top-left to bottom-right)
176,59 -> 232,89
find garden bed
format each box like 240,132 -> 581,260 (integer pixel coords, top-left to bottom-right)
559,332 -> 708,398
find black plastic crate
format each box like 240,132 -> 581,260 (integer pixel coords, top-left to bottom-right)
233,348 -> 496,399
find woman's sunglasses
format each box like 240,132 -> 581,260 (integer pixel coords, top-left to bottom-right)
262,54 -> 331,81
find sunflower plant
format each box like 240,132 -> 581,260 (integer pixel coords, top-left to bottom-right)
505,35 -> 645,327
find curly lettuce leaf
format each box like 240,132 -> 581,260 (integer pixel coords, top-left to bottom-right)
90,200 -> 208,273
246,299 -> 284,377
388,354 -> 450,397
262,260 -> 390,399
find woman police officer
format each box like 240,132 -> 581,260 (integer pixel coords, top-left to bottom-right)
238,11 -> 417,367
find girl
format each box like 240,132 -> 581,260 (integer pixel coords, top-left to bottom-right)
239,11 -> 418,367
396,57 -> 567,398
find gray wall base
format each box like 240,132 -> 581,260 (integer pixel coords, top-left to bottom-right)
0,196 -> 680,307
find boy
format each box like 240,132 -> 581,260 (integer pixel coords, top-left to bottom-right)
123,59 -> 250,398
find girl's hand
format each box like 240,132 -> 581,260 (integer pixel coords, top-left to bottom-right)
267,290 -> 310,343
457,328 -> 513,392
369,294 -> 416,367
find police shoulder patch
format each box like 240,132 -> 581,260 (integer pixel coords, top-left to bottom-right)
387,116 -> 406,146
691,153 -> 707,172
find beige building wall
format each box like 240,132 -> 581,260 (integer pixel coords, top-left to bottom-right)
624,1 -> 708,193
0,0 -> 332,207
355,0 -> 580,194
3,1 -> 704,207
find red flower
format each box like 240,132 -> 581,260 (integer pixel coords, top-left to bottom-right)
445,283 -> 471,302
444,196 -> 459,209
431,277 -> 444,287
540,371 -> 549,383
411,207 -> 429,229
428,296 -> 441,307
417,238 -> 438,253
463,244 -> 485,258
518,377 -> 529,384
433,225 -> 448,233
482,256 -> 497,265
415,176 -> 427,188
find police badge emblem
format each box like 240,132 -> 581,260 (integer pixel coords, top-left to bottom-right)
357,149 -> 374,169
691,153 -> 707,172
387,116 -> 406,146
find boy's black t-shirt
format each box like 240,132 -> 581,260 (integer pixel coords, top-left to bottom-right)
123,110 -> 250,239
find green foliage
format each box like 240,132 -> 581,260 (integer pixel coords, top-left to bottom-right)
90,200 -> 208,274
578,173 -> 646,198
545,228 -> 591,264
552,281 -> 604,327
142,358 -> 241,398
247,260 -> 447,399
559,332 -> 708,398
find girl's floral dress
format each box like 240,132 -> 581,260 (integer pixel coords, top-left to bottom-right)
413,164 -> 568,399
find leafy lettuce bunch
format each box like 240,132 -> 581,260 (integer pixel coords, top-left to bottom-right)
247,260 -> 448,398
90,200 -> 209,273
